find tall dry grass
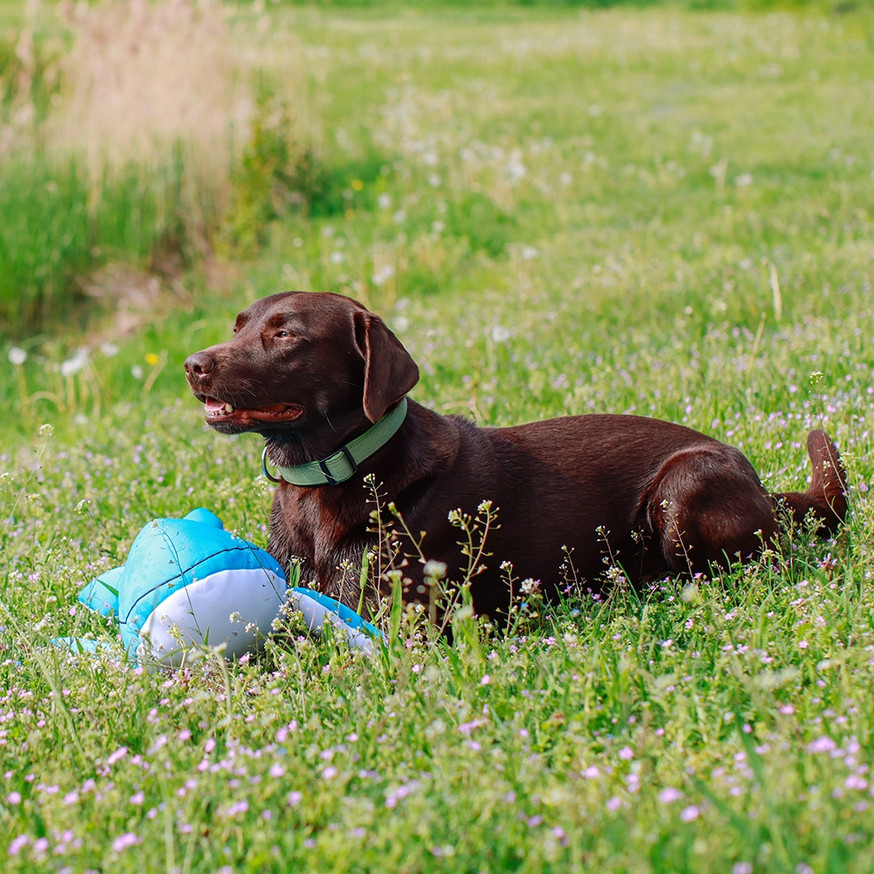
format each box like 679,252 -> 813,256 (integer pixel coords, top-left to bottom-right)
51,0 -> 251,248
55,0 -> 247,166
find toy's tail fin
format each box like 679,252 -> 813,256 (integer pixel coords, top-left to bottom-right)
772,429 -> 848,535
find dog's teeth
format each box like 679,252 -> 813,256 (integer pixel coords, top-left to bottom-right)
224,403 -> 234,414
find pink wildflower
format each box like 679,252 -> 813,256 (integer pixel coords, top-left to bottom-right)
112,833 -> 141,853
807,736 -> 837,754
106,746 -> 128,767
224,801 -> 249,817
8,835 -> 29,856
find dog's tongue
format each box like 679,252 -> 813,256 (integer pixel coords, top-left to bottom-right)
204,398 -> 230,413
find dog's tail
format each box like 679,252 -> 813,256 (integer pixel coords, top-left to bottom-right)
772,429 -> 848,536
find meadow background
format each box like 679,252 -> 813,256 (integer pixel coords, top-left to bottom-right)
2,0 -> 874,871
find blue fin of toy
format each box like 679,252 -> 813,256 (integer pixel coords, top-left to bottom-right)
182,508 -> 224,529
79,566 -> 124,616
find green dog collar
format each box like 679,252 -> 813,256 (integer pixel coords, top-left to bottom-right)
261,398 -> 408,487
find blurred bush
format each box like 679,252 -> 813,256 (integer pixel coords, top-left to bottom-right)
222,83 -> 329,256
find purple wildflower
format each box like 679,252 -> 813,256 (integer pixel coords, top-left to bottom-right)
112,833 -> 141,853
224,801 -> 249,817
659,787 -> 683,804
807,736 -> 837,754
106,746 -> 128,767
8,835 -> 29,856
385,781 -> 419,809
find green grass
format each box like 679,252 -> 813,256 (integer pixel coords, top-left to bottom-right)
2,3 -> 874,871
0,154 -> 198,336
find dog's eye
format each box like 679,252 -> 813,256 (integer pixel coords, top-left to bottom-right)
275,330 -> 292,339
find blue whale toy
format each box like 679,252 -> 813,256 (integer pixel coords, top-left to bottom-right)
58,509 -> 380,665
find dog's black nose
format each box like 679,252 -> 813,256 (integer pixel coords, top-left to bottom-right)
184,351 -> 215,378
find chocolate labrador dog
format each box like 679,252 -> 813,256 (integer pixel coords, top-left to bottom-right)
185,291 -> 847,620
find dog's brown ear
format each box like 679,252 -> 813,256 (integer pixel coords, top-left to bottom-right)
354,310 -> 419,422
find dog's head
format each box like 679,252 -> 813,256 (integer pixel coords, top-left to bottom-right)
184,291 -> 419,435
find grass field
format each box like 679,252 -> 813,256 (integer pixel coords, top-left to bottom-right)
2,2 -> 874,871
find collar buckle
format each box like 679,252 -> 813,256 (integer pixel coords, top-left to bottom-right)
319,445 -> 358,486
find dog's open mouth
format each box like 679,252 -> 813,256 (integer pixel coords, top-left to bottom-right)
202,397 -> 305,426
